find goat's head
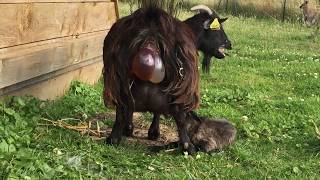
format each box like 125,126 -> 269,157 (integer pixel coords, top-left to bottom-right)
190,5 -> 232,59
300,0 -> 309,9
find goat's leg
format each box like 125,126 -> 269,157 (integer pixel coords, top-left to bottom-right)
106,105 -> 127,145
123,109 -> 134,137
122,94 -> 134,137
148,113 -> 161,140
202,54 -> 212,73
172,108 -> 195,154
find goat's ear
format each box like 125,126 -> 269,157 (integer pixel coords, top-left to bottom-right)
219,18 -> 228,23
203,19 -> 211,30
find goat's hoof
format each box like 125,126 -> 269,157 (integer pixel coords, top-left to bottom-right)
122,123 -> 134,137
106,136 -> 121,145
148,129 -> 160,140
183,142 -> 196,155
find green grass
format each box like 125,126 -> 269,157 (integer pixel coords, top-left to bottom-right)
1,4 -> 320,179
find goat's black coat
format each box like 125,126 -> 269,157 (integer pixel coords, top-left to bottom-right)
184,11 -> 232,73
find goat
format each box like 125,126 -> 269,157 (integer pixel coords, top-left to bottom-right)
151,112 -> 237,153
103,5 -> 200,154
185,5 -> 232,73
300,0 -> 320,37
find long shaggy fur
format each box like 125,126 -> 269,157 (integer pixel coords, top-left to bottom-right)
103,7 -> 200,112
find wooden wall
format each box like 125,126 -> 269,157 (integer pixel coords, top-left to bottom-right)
0,0 -> 119,99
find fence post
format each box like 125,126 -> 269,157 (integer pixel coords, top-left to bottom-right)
225,0 -> 229,12
282,0 -> 287,22
217,0 -> 223,9
232,0 -> 237,15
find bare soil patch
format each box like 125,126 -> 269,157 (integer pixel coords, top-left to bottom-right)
87,112 -> 178,146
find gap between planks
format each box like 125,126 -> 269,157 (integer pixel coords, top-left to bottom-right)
0,29 -> 109,52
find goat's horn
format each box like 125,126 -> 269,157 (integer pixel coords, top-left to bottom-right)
190,5 -> 213,15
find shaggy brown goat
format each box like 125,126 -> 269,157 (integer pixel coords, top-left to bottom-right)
103,5 -> 200,153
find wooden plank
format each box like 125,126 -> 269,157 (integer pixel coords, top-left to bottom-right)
0,56 -> 102,96
5,61 -> 103,100
0,1 -> 116,48
0,31 -> 107,89
0,0 -> 111,3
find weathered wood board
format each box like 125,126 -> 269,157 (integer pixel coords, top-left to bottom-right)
0,31 -> 107,89
0,0 -> 118,99
0,1 -> 116,48
9,61 -> 104,100
0,0 -> 111,3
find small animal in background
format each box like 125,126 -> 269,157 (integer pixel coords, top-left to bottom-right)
300,0 -> 320,37
151,112 -> 237,153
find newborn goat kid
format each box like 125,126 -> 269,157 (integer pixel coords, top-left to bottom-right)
152,112 -> 237,153
185,112 -> 237,152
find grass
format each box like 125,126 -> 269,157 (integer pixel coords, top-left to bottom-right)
1,3 -> 320,179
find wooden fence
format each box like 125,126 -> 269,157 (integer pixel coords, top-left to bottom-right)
197,0 -> 320,21
0,0 -> 119,99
